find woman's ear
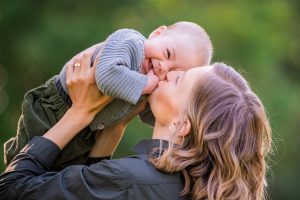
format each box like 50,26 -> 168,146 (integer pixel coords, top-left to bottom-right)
148,25 -> 168,39
176,118 -> 191,138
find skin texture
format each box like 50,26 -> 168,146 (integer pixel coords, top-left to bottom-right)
149,66 -> 213,141
143,26 -> 203,81
142,24 -> 208,95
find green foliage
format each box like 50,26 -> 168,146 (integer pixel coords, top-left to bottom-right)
0,0 -> 299,199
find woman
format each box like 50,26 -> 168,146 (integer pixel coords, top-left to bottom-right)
0,47 -> 271,199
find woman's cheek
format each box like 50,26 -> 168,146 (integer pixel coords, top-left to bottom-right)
158,96 -> 179,123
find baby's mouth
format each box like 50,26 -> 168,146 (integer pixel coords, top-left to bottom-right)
148,59 -> 153,70
143,59 -> 153,73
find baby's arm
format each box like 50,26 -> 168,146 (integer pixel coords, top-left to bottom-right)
142,69 -> 159,95
96,29 -> 148,104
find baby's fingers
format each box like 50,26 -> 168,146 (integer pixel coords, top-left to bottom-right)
147,69 -> 155,75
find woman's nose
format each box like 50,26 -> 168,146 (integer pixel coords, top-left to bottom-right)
166,71 -> 177,82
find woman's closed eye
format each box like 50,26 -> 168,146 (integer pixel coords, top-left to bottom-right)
175,76 -> 180,84
175,73 -> 186,84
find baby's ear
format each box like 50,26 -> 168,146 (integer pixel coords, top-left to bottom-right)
149,25 -> 167,39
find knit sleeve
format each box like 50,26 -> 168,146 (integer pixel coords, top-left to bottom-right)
95,29 -> 147,104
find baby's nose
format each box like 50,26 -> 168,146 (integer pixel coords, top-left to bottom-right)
157,62 -> 168,80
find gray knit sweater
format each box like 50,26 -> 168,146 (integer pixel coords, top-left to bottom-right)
58,29 -> 154,130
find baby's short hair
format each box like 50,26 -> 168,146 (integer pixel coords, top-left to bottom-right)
166,21 -> 213,66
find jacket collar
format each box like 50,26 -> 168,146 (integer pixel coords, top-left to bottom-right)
131,139 -> 169,156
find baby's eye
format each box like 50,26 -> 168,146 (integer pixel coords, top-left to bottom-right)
166,49 -> 171,59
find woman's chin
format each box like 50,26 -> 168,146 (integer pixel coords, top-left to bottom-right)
148,90 -> 158,107
148,86 -> 159,100
148,93 -> 154,105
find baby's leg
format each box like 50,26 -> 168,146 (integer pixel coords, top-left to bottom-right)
4,114 -> 27,166
4,76 -> 68,166
4,76 -> 97,170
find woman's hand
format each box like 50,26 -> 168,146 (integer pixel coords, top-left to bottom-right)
43,45 -> 112,149
66,45 -> 112,124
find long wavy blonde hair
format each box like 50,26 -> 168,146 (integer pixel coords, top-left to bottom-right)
151,63 -> 272,200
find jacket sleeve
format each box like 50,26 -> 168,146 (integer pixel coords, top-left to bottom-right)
95,29 -> 147,104
139,103 -> 155,127
0,137 -> 126,200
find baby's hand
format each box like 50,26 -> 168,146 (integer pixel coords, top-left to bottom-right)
142,69 -> 159,95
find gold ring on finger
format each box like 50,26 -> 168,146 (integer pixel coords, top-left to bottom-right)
74,62 -> 81,67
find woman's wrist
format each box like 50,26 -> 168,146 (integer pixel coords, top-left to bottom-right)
67,106 -> 95,127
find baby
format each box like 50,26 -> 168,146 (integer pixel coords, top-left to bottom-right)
4,21 -> 213,169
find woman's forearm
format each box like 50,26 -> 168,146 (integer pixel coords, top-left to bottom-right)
43,108 -> 92,150
44,48 -> 112,150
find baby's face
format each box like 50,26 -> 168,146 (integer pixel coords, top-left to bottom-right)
142,32 -> 201,80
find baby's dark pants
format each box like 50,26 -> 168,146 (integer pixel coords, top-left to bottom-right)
4,76 -> 96,170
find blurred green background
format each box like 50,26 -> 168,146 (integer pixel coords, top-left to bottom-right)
0,0 -> 299,199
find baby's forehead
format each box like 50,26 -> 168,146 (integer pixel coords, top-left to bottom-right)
166,30 -> 194,40
166,32 -> 204,52
172,35 -> 211,65
167,25 -> 207,39
172,45 -> 209,70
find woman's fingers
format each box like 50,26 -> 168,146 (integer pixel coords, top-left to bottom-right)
90,60 -> 97,82
79,45 -> 100,81
66,55 -> 79,87
81,49 -> 93,72
67,44 -> 100,81
89,45 -> 102,82
73,56 -> 82,78
66,62 -> 73,85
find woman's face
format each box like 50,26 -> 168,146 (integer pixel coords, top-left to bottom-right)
148,66 -> 213,126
